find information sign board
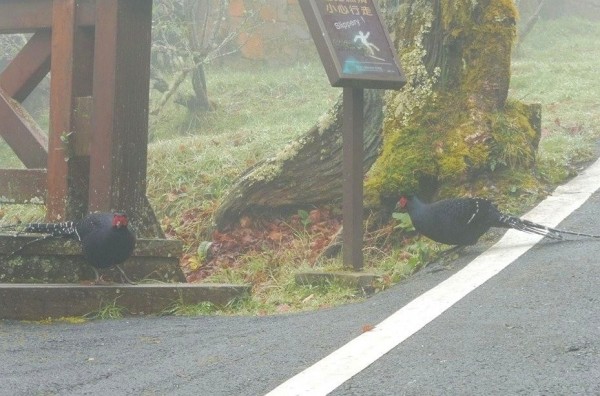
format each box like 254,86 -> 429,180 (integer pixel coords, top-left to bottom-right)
300,0 -> 406,89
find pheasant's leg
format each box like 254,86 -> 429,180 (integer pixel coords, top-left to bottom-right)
116,265 -> 137,285
442,245 -> 465,257
90,267 -> 110,285
432,245 -> 466,267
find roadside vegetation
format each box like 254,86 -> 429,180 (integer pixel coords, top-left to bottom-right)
2,18 -> 600,316
146,17 -> 600,315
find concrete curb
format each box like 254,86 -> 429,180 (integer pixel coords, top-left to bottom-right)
0,283 -> 251,320
295,271 -> 380,294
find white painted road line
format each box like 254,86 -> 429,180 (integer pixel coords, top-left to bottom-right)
265,157 -> 600,396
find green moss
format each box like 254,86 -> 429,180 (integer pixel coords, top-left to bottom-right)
366,125 -> 435,197
489,100 -> 541,170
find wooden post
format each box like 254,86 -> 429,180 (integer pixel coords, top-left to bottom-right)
89,0 -> 153,231
47,0 -> 94,221
47,0 -> 77,220
0,0 -> 161,235
342,87 -> 364,270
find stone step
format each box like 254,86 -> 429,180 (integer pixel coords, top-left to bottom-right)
0,235 -> 184,283
0,283 -> 251,320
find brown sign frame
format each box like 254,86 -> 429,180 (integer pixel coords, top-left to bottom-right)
300,0 -> 406,89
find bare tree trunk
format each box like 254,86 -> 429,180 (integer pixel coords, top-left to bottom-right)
517,0 -> 546,50
151,1 -> 238,116
186,0 -> 218,112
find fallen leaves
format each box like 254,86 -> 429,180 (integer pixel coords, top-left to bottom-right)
361,324 -> 375,333
183,206 -> 342,282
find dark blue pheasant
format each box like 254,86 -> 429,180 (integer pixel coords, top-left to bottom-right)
398,195 -> 600,246
23,212 -> 136,283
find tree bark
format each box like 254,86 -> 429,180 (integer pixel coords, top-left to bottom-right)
186,0 -> 215,112
215,0 -> 540,230
215,89 -> 384,230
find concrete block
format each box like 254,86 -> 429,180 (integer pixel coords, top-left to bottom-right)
295,271 -> 380,294
0,283 -> 251,320
0,235 -> 184,283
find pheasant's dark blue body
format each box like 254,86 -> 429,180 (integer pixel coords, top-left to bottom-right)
76,213 -> 136,270
400,196 -> 503,245
25,212 -> 136,271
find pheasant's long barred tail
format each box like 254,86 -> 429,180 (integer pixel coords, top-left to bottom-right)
24,221 -> 80,239
519,218 -> 600,240
499,215 -> 564,240
499,215 -> 600,240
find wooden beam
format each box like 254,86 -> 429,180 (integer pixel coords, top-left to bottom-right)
90,0 -> 152,216
67,95 -> 93,215
0,169 -> 46,204
0,0 -> 95,33
0,88 -> 48,168
0,29 -> 51,102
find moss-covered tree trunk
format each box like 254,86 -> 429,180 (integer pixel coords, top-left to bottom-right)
367,0 -> 541,204
215,0 -> 541,230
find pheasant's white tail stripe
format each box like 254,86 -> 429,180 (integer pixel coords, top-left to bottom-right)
466,200 -> 479,224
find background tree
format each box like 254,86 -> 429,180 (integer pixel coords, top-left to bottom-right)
150,0 -> 261,116
516,0 -> 600,48
214,0 -> 543,230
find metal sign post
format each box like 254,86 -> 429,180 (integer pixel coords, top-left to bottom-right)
301,0 -> 406,270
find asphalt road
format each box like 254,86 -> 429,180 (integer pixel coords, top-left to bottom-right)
1,191 -> 600,395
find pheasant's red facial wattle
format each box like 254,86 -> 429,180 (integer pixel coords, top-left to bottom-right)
112,213 -> 129,228
399,196 -> 408,209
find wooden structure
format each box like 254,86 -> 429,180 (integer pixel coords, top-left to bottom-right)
0,1 -> 258,315
0,0 -> 161,237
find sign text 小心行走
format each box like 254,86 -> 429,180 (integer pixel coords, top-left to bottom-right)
325,1 -> 374,17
